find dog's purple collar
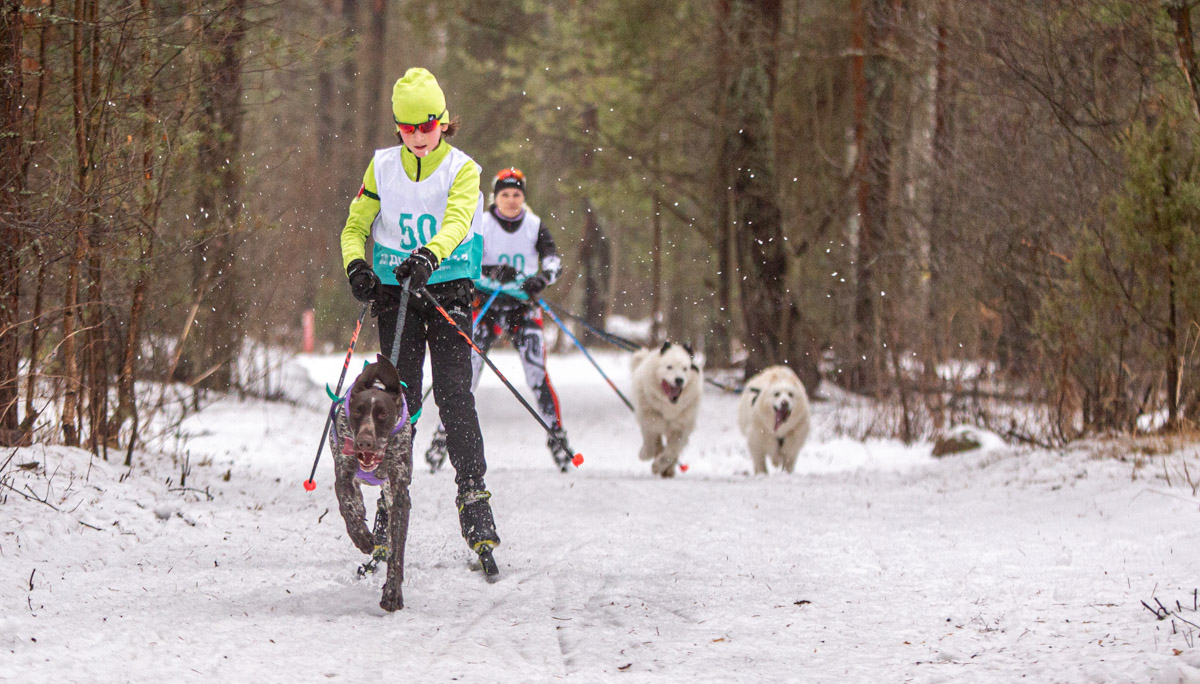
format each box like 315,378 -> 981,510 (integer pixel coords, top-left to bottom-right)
355,467 -> 387,486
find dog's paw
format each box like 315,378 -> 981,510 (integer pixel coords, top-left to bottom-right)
380,586 -> 404,612
651,459 -> 677,478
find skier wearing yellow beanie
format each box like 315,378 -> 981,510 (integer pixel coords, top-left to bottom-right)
339,67 -> 500,577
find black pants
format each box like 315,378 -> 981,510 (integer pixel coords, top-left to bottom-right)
377,279 -> 485,494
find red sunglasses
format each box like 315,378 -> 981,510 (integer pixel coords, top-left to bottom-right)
496,168 -> 525,181
396,118 -> 441,135
396,109 -> 448,133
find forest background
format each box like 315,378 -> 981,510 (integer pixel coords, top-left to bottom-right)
3,0 -> 1199,456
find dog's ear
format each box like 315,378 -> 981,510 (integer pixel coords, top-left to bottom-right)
372,353 -> 402,393
351,362 -> 378,394
659,341 -> 672,355
681,343 -> 701,372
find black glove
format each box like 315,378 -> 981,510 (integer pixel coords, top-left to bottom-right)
491,264 -> 519,283
393,246 -> 439,291
347,259 -> 379,303
521,273 -> 548,300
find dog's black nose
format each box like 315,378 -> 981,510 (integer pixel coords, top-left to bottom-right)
674,378 -> 684,387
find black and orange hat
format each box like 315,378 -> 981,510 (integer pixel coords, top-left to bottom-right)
493,167 -> 525,195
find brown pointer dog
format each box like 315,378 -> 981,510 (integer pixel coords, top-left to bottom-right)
329,354 -> 413,611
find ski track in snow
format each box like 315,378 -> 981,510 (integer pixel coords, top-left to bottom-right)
3,350 -> 1200,682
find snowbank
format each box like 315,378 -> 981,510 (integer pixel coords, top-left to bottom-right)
3,350 -> 1199,682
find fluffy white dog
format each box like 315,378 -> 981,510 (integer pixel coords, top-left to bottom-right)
631,342 -> 703,478
737,365 -> 810,474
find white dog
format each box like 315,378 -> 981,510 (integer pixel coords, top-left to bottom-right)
737,365 -> 810,475
631,342 -> 703,477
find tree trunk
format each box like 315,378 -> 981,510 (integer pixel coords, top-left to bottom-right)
722,0 -> 789,381
706,0 -> 734,367
918,7 -> 951,427
84,251 -> 105,455
1167,2 -> 1200,422
848,0 -> 897,394
364,0 -> 388,151
17,5 -> 51,443
307,0 -> 340,315
651,180 -> 663,344
0,0 -> 23,443
1159,91 -> 1183,428
183,0 -> 247,391
713,178 -> 735,364
63,0 -> 94,446
925,0 -> 954,378
578,105 -> 610,344
1166,238 -> 1180,427
24,249 -> 43,428
316,0 -> 337,166
113,0 -> 158,452
340,0 -> 359,157
1168,2 -> 1200,124
20,0 -> 49,185
82,0 -> 108,455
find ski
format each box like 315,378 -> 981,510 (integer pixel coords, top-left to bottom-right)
357,545 -> 388,577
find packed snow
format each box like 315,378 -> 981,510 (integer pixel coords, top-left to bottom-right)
3,348 -> 1200,682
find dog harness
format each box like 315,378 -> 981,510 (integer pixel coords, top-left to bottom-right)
329,382 -> 409,486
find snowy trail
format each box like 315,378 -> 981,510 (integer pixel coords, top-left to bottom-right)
3,350 -> 1200,682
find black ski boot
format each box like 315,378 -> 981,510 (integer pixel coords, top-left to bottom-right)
547,426 -> 575,472
358,497 -> 389,577
457,484 -> 500,582
424,426 -> 449,473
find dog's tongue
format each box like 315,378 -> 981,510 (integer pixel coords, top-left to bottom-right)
661,380 -> 682,402
774,406 -> 791,431
341,437 -> 384,472
357,451 -> 384,472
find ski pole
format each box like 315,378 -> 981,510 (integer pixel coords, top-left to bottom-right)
543,301 -> 639,351
303,302 -> 369,491
420,287 -> 583,468
387,276 -> 414,368
420,287 -> 502,404
539,299 -> 635,413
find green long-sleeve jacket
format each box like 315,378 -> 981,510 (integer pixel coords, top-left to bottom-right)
340,140 -> 481,271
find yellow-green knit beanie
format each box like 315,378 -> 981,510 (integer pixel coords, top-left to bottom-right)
391,68 -> 447,126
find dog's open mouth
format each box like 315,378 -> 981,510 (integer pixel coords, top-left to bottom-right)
356,451 -> 384,472
661,380 -> 682,403
774,405 -> 792,430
